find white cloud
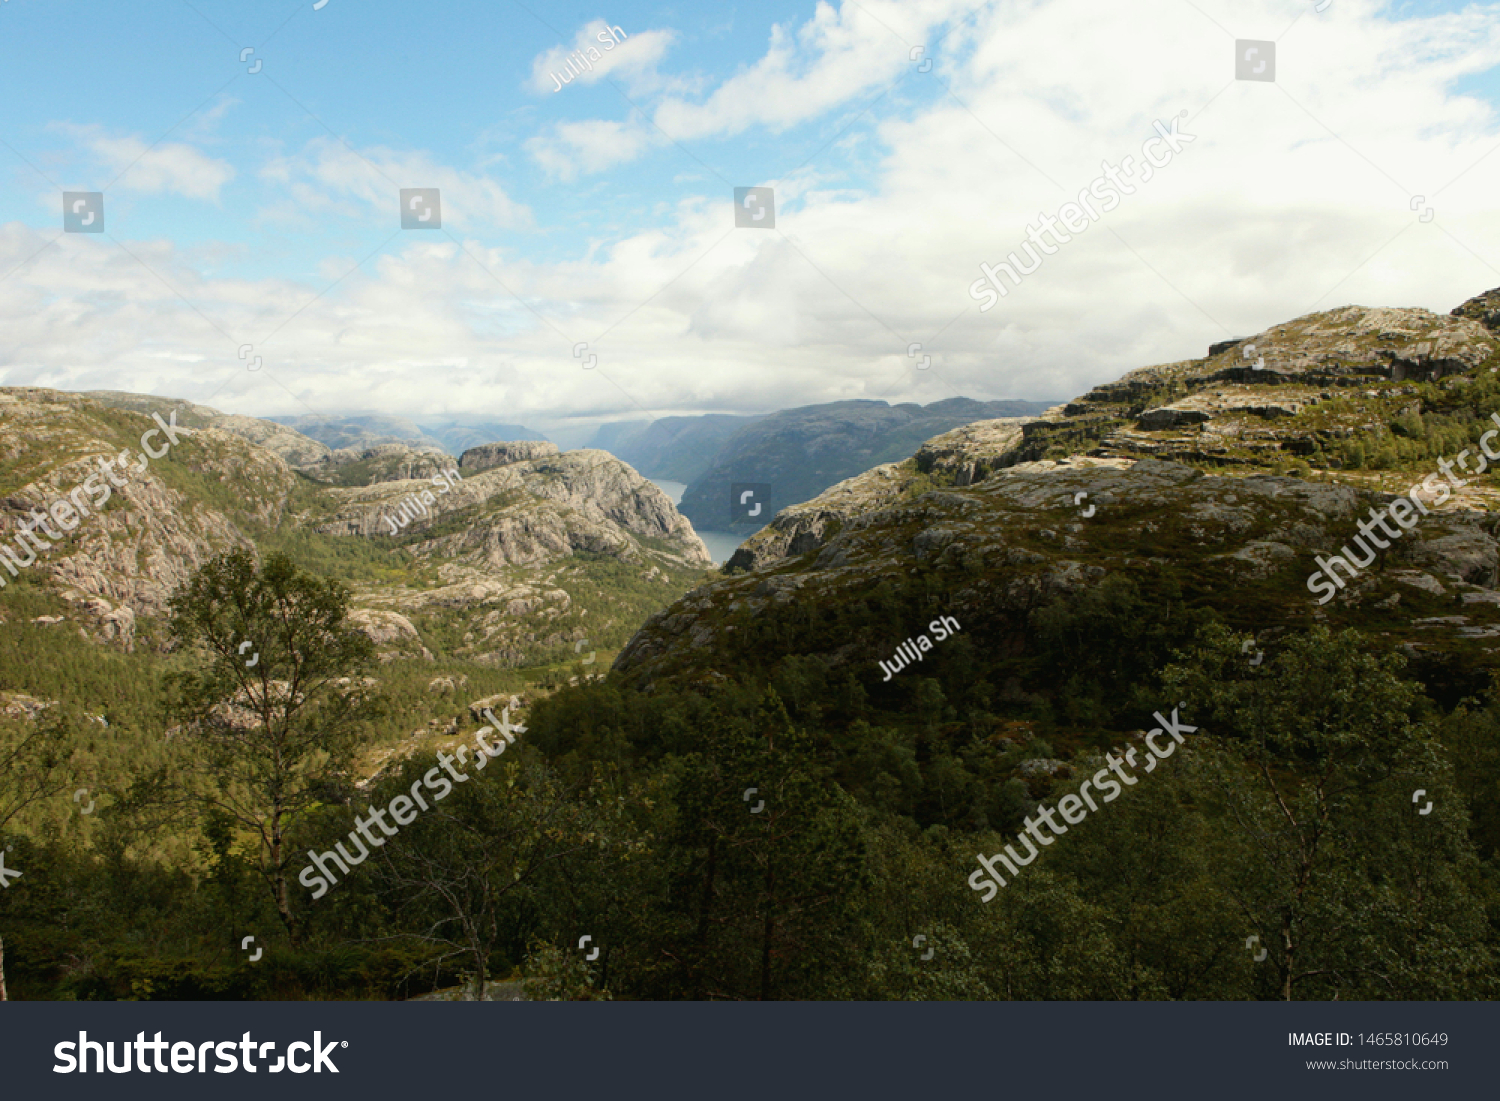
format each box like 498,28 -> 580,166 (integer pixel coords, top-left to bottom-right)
6,0 -> 1500,440
652,0 -> 970,141
53,124 -> 235,201
258,138 -> 531,231
527,0 -> 974,178
526,118 -> 661,181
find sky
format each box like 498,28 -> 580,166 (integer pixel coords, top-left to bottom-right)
1,0 -> 1499,444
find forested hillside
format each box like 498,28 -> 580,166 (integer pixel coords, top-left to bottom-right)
4,292 -> 1500,1000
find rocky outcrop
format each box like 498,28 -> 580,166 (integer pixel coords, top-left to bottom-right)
1452,286 -> 1500,332
618,455 -> 1500,682
914,418 -> 1034,485
311,448 -> 708,569
304,443 -> 455,486
725,462 -> 914,573
348,608 -> 422,646
0,691 -> 56,720
459,441 -> 560,472
1136,406 -> 1213,430
304,450 -> 708,668
617,290 -> 1500,688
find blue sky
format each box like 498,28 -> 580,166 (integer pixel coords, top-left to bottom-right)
1,0 -> 1499,438
0,0 -> 945,277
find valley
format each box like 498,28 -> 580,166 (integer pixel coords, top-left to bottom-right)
4,288 -> 1500,1001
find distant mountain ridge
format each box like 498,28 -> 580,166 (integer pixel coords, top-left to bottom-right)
668,397 -> 1055,531
267,413 -> 550,457
589,414 -> 760,485
86,395 -> 1055,536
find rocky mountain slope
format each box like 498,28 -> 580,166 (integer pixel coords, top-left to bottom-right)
617,290 -> 1500,697
82,393 -> 555,489
305,441 -> 709,665
83,391 -> 338,468
0,389 -> 710,665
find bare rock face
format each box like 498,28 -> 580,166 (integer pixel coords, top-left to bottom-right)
467,692 -> 523,722
459,441 -> 560,473
914,418 -> 1033,485
312,448 -> 708,567
726,462 -> 914,573
64,595 -> 138,648
1137,394 -> 1305,431
1451,286 -> 1500,332
306,443 -> 456,486
0,391 -> 290,623
1137,406 -> 1213,431
347,608 -> 422,647
0,691 -> 56,720
1407,529 -> 1499,587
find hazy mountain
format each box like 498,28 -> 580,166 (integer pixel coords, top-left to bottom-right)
674,397 -> 1055,531
268,413 -> 549,457
587,414 -> 762,484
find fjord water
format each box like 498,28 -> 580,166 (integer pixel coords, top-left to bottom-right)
649,478 -> 742,565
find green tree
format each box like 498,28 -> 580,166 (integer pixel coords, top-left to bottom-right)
1039,749 -> 1246,999
165,550 -> 381,945
364,752 -> 635,1001
0,709 -> 70,832
1162,624 -> 1493,999
656,690 -> 870,999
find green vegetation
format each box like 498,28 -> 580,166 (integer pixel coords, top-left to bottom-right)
3,366 -> 1500,1000
162,551 -> 384,944
1,538 -> 1494,1001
